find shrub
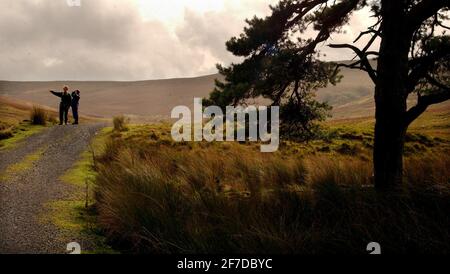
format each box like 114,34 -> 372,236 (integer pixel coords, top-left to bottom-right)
337,142 -> 362,155
30,106 -> 47,126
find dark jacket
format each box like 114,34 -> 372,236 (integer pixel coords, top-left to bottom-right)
50,91 -> 72,107
71,91 -> 80,107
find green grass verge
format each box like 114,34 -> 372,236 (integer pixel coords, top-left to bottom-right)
0,146 -> 47,181
112,120 -> 447,161
42,127 -> 117,254
0,123 -> 47,150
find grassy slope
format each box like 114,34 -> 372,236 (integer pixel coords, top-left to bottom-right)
328,105 -> 450,139
0,100 -> 48,149
109,105 -> 450,160
87,106 -> 450,253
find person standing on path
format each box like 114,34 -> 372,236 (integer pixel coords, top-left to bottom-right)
49,85 -> 72,125
71,90 -> 81,125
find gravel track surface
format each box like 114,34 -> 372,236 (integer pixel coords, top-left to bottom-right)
0,124 -> 104,254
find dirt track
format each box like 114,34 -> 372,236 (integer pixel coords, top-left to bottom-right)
0,123 -> 103,254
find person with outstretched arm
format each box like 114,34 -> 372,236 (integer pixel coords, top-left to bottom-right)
49,85 -> 72,125
71,90 -> 81,125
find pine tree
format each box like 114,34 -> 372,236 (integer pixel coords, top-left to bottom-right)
206,0 -> 450,190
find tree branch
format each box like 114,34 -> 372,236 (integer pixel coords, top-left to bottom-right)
426,74 -> 450,91
287,0 -> 329,29
407,45 -> 450,92
404,90 -> 450,126
328,43 -> 378,83
295,0 -> 361,59
437,19 -> 450,30
334,60 -> 372,75
353,18 -> 382,44
407,0 -> 450,34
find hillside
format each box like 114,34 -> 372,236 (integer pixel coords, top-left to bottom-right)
1,66 -> 448,120
0,75 -> 219,120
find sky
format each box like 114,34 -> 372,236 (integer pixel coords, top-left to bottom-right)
0,0 -> 376,81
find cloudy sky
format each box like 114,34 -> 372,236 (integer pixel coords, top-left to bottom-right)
0,0 -> 375,81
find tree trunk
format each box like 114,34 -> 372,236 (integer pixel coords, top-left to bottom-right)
374,0 -> 411,191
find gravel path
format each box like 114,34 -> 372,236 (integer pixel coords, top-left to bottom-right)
0,123 -> 104,254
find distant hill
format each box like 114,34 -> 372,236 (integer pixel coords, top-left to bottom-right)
1,65 -> 448,120
0,75 -> 219,120
0,96 -> 102,124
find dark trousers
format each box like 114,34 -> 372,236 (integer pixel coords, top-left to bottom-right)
59,103 -> 70,125
72,104 -> 79,124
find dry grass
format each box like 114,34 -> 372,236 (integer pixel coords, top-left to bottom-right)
113,116 -> 128,132
92,128 -> 450,254
0,128 -> 13,140
0,101 -> 47,149
30,106 -> 47,126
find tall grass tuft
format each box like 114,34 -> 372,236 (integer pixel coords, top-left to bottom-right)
93,133 -> 450,254
30,106 -> 47,126
113,116 -> 128,132
0,128 -> 13,140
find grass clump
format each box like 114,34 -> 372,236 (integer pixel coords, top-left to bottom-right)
30,106 -> 47,126
0,128 -> 13,140
113,116 -> 128,132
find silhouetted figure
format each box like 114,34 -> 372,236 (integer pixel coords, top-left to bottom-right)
71,90 -> 81,125
50,86 -> 72,125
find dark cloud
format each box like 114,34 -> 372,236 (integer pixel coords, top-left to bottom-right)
0,0 -> 377,81
0,0 -> 215,80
